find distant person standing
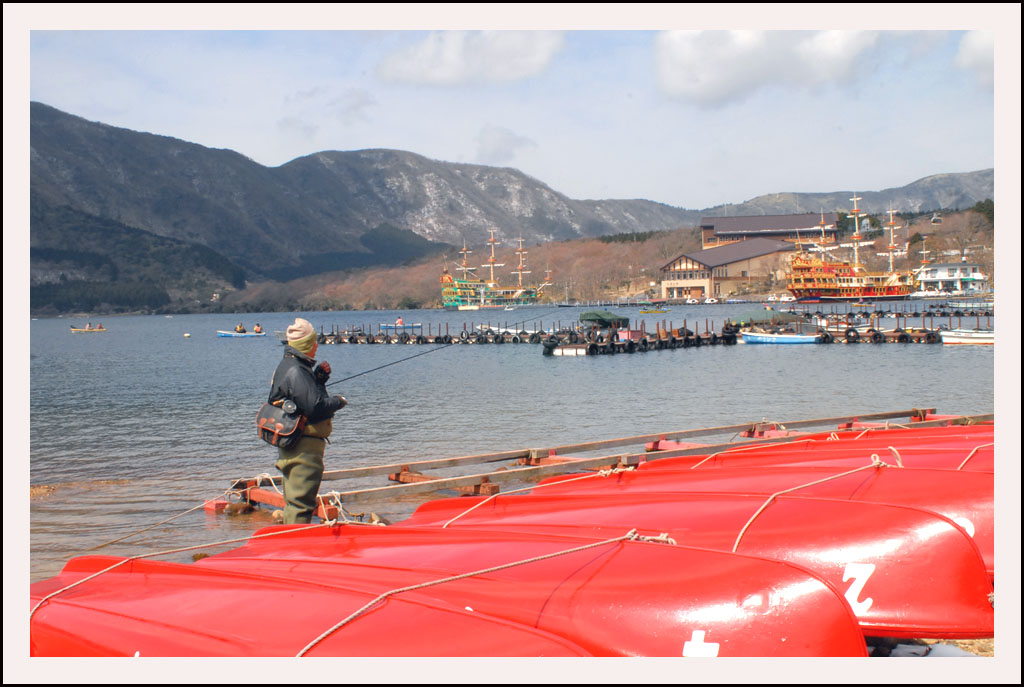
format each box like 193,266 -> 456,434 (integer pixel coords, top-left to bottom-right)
267,318 -> 346,524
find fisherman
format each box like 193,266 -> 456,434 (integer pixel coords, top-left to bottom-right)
395,316 -> 404,326
253,323 -> 263,334
236,323 -> 246,333
267,318 -> 347,524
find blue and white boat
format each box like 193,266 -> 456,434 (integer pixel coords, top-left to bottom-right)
740,330 -> 821,344
216,330 -> 267,338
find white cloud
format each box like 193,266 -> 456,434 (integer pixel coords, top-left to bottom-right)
954,31 -> 994,90
326,88 -> 378,125
655,30 -> 880,106
475,125 -> 536,165
376,31 -> 565,85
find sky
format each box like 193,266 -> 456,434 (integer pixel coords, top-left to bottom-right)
9,5 -> 1019,211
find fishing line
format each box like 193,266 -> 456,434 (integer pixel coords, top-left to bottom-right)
326,342 -> 456,387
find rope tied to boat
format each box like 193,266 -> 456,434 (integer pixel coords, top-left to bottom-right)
689,438 -> 816,469
255,472 -> 283,494
730,460 -> 887,553
30,522 -> 331,622
296,529 -> 643,657
957,442 -> 993,471
319,490 -> 389,526
886,446 -> 904,467
441,465 -> 637,528
86,486 -> 237,552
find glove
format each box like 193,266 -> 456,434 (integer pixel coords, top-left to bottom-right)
314,361 -> 331,384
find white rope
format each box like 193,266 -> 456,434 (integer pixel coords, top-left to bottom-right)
957,442 -> 994,471
441,466 -> 635,528
255,472 -> 283,495
689,438 -> 816,469
87,487 -> 236,551
30,522 -> 329,622
886,446 -> 904,467
730,458 -> 888,553
296,528 -> 650,657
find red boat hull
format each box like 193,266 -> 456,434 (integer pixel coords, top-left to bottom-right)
31,525 -> 868,657
405,492 -> 994,639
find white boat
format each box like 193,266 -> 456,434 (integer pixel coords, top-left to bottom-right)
685,298 -> 700,305
939,328 -> 994,345
703,298 -> 719,304
740,330 -> 822,344
216,330 -> 266,338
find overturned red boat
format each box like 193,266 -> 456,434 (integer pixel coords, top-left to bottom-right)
404,490 -> 994,639
30,525 -> 868,657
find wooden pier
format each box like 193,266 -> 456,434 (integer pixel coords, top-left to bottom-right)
222,409 -> 993,520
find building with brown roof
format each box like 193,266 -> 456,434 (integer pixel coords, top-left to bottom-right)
701,212 -> 839,249
659,238 -> 796,300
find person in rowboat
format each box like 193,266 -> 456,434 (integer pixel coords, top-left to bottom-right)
267,318 -> 347,524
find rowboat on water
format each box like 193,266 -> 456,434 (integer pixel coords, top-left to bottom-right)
70,326 -> 106,333
216,330 -> 267,338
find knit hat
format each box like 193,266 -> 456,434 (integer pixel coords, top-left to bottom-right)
286,318 -> 317,354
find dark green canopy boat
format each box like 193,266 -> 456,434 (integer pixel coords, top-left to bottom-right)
579,310 -> 630,329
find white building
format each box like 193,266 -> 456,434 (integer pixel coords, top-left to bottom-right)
913,262 -> 989,295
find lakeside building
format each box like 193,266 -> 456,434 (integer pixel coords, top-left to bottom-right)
913,261 -> 990,295
659,238 -> 796,300
700,212 -> 840,250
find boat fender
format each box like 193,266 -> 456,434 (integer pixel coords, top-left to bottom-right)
596,334 -> 604,343
709,333 -> 718,345
519,330 -> 529,338
953,310 -> 963,317
380,335 -> 392,344
398,333 -> 410,344
416,335 -> 426,345
845,329 -> 860,343
897,332 -> 911,343
820,332 -> 833,344
924,331 -> 939,344
529,333 -> 541,344
492,333 -> 504,344
723,333 -> 737,345
586,343 -> 599,355
871,331 -> 885,344
511,335 -> 522,344
568,332 -> 579,344
460,330 -> 470,341
366,335 -> 376,344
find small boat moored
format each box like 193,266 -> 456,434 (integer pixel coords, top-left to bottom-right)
939,328 -> 994,345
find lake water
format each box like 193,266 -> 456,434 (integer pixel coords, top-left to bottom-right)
28,304 -> 997,582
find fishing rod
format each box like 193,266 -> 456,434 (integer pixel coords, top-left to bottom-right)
325,341 -> 456,387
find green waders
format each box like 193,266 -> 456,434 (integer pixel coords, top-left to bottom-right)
275,435 -> 327,524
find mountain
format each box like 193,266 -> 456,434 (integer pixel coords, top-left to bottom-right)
28,102 -> 994,313
699,169 -> 994,218
29,102 -> 694,281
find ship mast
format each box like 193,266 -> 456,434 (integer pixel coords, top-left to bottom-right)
886,203 -> 899,274
510,236 -> 531,288
456,239 -> 477,279
481,228 -> 505,283
848,193 -> 864,267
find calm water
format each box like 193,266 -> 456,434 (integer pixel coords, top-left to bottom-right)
28,305 -> 996,582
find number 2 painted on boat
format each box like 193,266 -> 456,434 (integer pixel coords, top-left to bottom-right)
842,562 -> 875,615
